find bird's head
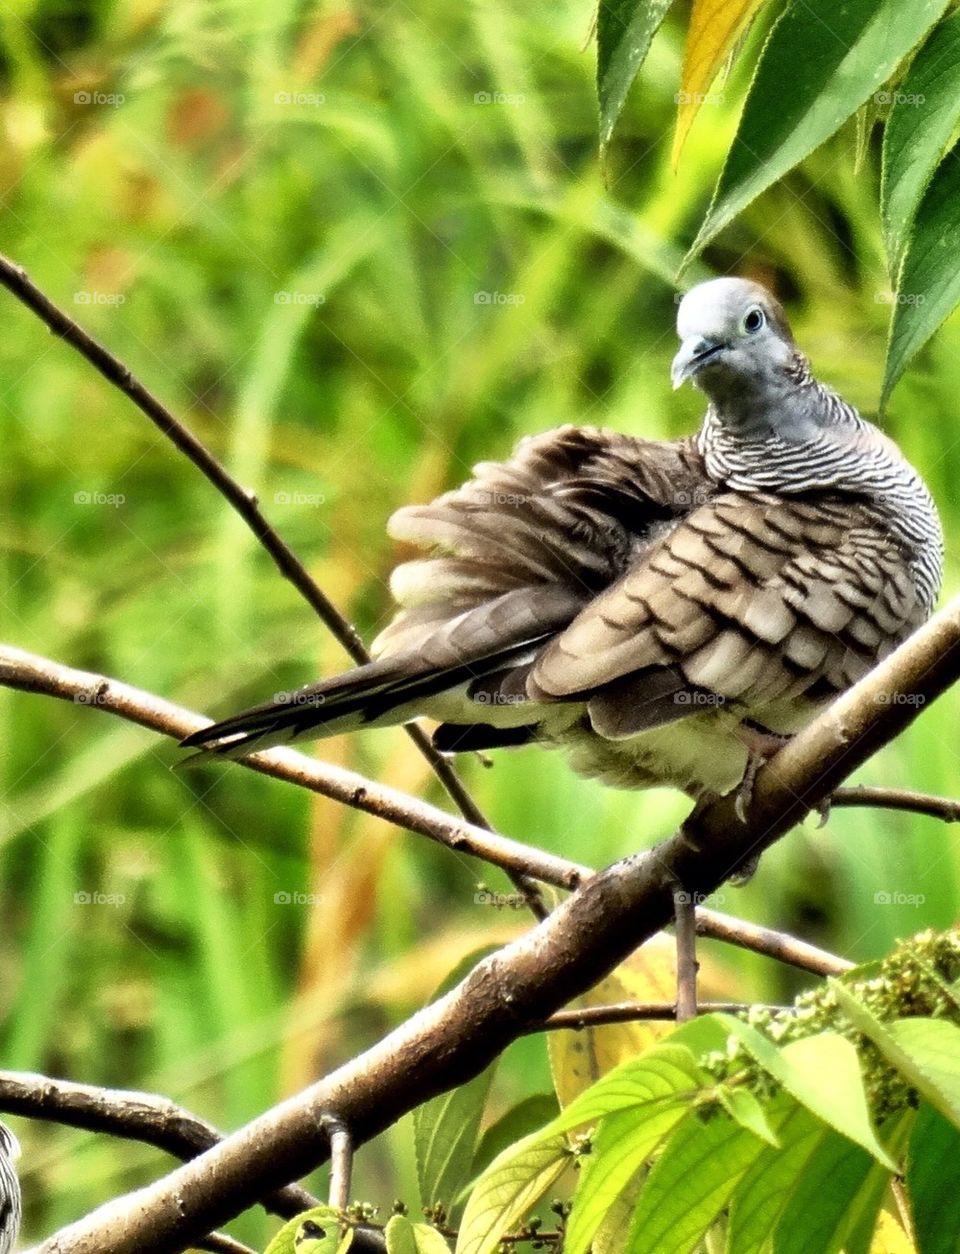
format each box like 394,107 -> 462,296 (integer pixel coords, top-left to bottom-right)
671,278 -> 798,410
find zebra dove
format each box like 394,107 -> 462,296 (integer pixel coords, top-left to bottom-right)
182,278 -> 943,799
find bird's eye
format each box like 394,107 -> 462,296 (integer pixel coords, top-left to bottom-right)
742,306 -> 765,334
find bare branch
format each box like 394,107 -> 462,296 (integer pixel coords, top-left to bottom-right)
673,891 -> 698,1022
0,644 -> 584,893
30,595 -> 960,1254
195,1235 -> 257,1254
534,1001 -> 775,1030
694,908 -> 854,976
0,253 -> 552,919
828,786 -> 960,823
0,643 -> 854,976
0,1070 -> 316,1220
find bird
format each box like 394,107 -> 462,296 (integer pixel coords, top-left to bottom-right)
181,277 -> 943,801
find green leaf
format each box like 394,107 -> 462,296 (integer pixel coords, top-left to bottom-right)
472,1094 -> 560,1180
385,1215 -> 418,1254
717,1086 -> 780,1147
718,1017 -> 896,1169
415,949 -> 499,1217
564,1101 -> 692,1254
386,1215 -> 453,1254
265,1208 -> 352,1254
545,1043 -> 707,1137
597,0 -> 675,148
622,1110 -> 768,1254
907,1102 -> 960,1254
727,1100 -> 829,1254
881,9 -> 960,271
882,147 -> 960,405
685,0 -> 951,263
415,1069 -> 495,1216
773,1130 -> 876,1254
832,983 -> 960,1126
454,1131 -> 569,1254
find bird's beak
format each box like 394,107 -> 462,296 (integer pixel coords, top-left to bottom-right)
671,336 -> 726,389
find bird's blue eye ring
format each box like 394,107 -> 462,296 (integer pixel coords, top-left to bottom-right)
743,306 -> 765,334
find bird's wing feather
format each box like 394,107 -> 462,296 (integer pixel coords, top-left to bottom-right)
529,491 -> 924,715
374,424 -> 710,657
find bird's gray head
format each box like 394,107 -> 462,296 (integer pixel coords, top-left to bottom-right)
672,278 -> 808,436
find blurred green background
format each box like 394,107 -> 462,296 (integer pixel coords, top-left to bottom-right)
1,0 -> 959,1247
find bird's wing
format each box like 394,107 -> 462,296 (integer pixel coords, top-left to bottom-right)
529,491 -> 923,736
182,426 -> 712,758
374,424 -> 711,658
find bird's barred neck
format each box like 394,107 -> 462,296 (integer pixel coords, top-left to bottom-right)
696,379 -> 944,611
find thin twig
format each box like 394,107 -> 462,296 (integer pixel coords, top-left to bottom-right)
0,643 -> 855,976
673,891 -> 699,1022
828,786 -> 960,823
196,1236 -> 257,1254
534,1001 -> 780,1031
0,1069 -> 316,1221
0,253 -> 548,919
320,1117 -> 352,1215
694,908 -> 854,975
0,644 -> 584,892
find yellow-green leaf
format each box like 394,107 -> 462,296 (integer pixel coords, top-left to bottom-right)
455,1131 -> 569,1254
672,0 -> 768,166
265,1207 -> 353,1254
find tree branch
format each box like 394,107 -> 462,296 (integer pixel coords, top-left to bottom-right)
27,593 -> 960,1253
0,253 -> 552,920
0,1071 -> 316,1219
0,642 -> 853,976
828,786 -> 960,823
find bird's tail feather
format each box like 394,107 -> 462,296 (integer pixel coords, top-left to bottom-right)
179,636 -> 549,762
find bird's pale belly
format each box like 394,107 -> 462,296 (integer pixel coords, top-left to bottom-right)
555,711 -> 753,797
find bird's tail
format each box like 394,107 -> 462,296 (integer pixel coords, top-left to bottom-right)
179,638 -> 545,763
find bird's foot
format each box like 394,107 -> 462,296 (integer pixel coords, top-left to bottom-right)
732,723 -> 793,823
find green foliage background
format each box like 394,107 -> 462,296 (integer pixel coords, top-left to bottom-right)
1,0 -> 959,1246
